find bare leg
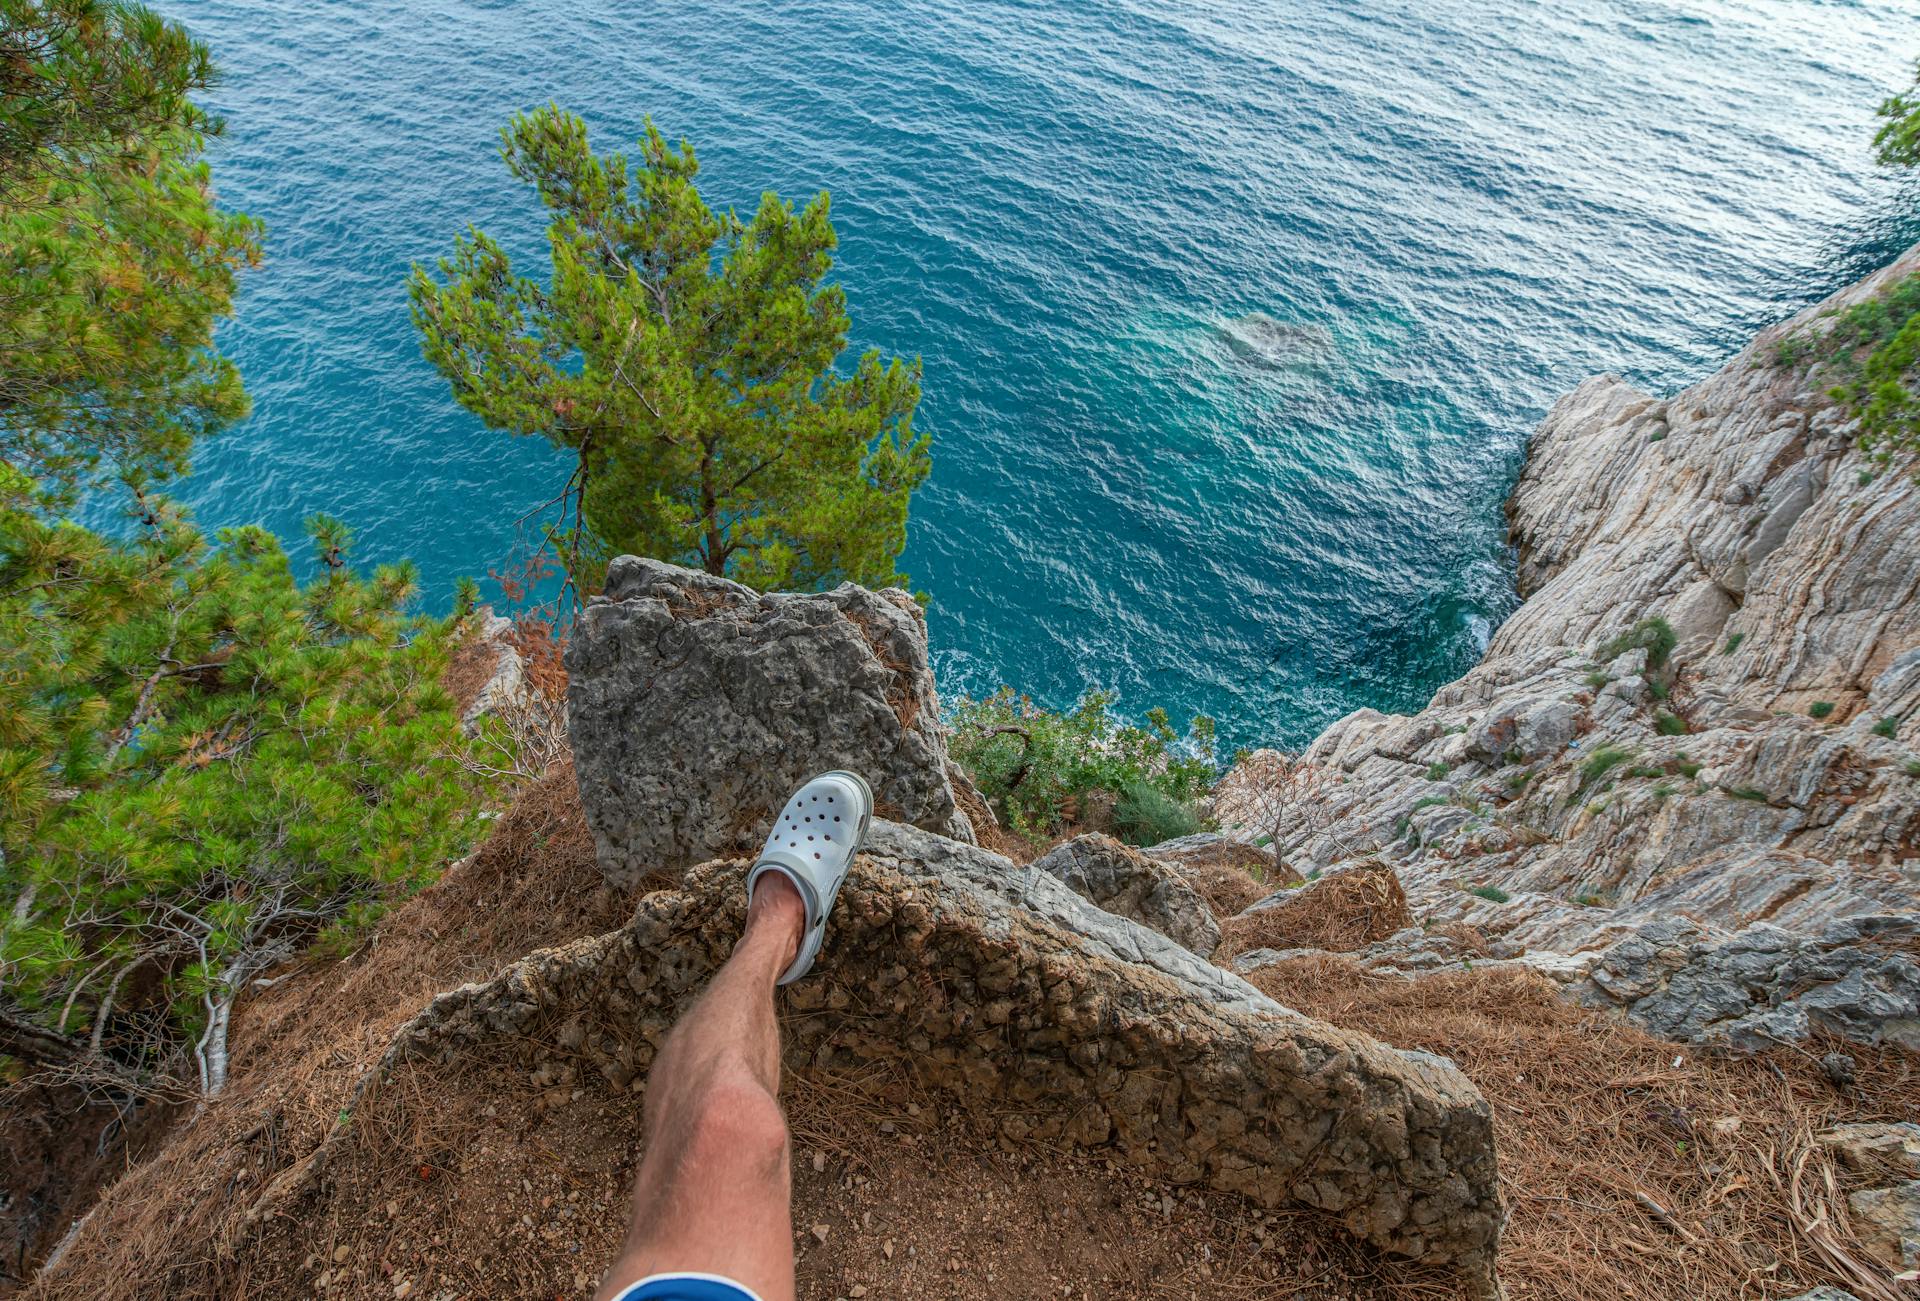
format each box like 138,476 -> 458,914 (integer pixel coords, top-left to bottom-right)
595,876 -> 806,1301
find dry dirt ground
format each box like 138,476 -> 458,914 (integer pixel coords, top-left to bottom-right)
13,767 -> 1919,1301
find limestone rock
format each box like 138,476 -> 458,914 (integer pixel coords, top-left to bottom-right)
565,558 -> 974,886
1031,833 -> 1221,957
1816,1122 -> 1920,1178
1847,1180 -> 1920,1274
1782,1290 -> 1862,1301
353,822 -> 1502,1293
1572,915 -> 1920,1051
1210,246 -> 1920,1046
459,611 -> 529,733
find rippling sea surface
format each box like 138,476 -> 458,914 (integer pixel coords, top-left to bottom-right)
161,0 -> 1920,748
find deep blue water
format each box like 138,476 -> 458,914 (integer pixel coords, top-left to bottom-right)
159,0 -> 1920,749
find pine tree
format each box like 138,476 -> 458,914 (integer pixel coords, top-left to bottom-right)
410,108 -> 931,594
0,0 -> 259,510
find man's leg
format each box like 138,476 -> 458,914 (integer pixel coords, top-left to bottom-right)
594,875 -> 806,1301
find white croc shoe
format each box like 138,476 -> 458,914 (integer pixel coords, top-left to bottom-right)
746,770 -> 874,985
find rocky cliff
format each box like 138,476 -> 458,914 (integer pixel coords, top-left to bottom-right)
1218,246 -> 1920,1053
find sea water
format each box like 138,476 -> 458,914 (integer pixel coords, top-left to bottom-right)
159,0 -> 1920,747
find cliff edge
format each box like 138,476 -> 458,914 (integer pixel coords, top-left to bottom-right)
1219,246 -> 1920,1053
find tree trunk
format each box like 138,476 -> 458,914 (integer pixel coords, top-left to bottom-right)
699,439 -> 725,575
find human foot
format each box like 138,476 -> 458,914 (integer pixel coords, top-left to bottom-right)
745,771 -> 874,985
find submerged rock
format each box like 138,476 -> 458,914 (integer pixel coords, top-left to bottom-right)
565,557 -> 973,887
1217,312 -> 1335,369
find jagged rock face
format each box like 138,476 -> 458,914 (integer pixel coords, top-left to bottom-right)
565,558 -> 974,886
380,821 -> 1504,1292
1570,915 -> 1920,1051
1215,245 -> 1920,1049
1030,833 -> 1222,957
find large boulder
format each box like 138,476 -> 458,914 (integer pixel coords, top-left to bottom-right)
1031,833 -> 1222,957
565,558 -> 974,887
351,820 -> 1503,1294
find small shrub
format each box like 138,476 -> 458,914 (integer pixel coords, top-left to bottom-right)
948,688 -> 1215,843
1575,892 -> 1604,906
1578,743 -> 1635,791
1655,710 -> 1688,737
1584,671 -> 1610,689
1872,717 -> 1898,739
1113,779 -> 1204,845
1629,765 -> 1664,779
1411,795 -> 1451,813
1647,429 -> 1667,442
1906,759 -> 1920,779
1652,784 -> 1676,801
1426,761 -> 1451,782
1773,272 -> 1920,466
1727,786 -> 1769,802
1466,884 -> 1511,903
1859,470 -> 1875,487
1808,701 -> 1836,720
1597,617 -> 1677,670
1648,679 -> 1669,701
1505,770 -> 1533,790
1673,754 -> 1702,779
1722,632 -> 1744,655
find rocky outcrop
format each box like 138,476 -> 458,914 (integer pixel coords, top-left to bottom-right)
352,821 -> 1503,1292
1216,246 -> 1920,1049
565,557 -> 974,887
1030,833 -> 1221,956
1568,914 -> 1920,1051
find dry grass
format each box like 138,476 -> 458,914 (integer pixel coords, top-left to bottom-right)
1216,859 -> 1412,958
1251,954 -> 1920,1301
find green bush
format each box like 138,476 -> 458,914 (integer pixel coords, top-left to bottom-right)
1808,701 -> 1836,720
1578,744 -> 1636,791
1465,884 -> 1510,904
1648,679 -> 1669,701
1425,761 -> 1450,782
1673,754 -> 1702,779
1727,786 -> 1770,802
0,501 -> 499,1096
947,688 -> 1214,844
1774,272 -> 1920,466
1873,717 -> 1899,739
1583,671 -> 1610,689
1655,710 -> 1688,737
1112,780 -> 1204,846
1722,632 -> 1744,655
1597,617 -> 1677,670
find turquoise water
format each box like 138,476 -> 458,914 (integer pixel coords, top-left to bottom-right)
161,0 -> 1920,748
